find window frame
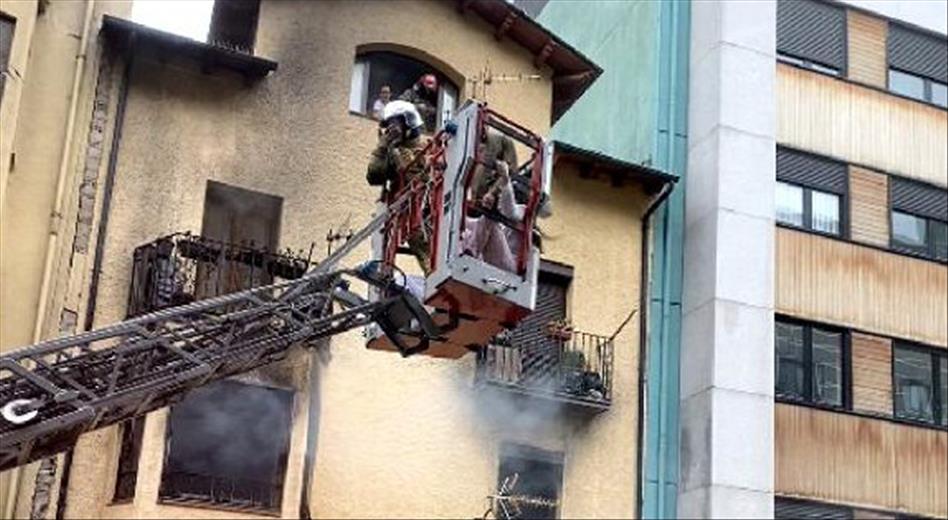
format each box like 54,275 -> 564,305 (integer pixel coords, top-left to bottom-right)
887,67 -> 948,109
348,50 -> 459,132
775,180 -> 847,238
777,52 -> 842,77
0,12 -> 15,103
775,316 -> 852,411
889,209 -> 948,261
158,379 -> 295,514
497,443 -> 564,520
891,342 -> 948,427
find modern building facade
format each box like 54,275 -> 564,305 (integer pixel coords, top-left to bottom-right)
1,0 -> 946,519
0,0 -> 676,518
539,0 -> 947,519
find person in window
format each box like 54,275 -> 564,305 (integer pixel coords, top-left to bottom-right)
366,100 -> 431,274
371,85 -> 392,120
399,74 -> 439,133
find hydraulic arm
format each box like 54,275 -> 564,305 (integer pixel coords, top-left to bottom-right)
0,184 -> 437,471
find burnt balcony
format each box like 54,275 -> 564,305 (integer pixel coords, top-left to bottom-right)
475,325 -> 615,414
158,470 -> 282,514
126,232 -> 316,318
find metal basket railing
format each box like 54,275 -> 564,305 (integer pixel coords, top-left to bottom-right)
126,232 -> 316,318
477,329 -> 614,406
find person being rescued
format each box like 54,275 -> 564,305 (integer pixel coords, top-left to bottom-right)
366,100 -> 432,275
399,73 -> 439,134
462,129 -> 550,272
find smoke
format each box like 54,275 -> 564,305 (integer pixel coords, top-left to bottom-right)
163,379 -> 293,492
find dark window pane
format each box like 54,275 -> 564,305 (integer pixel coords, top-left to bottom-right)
776,182 -> 804,227
498,446 -> 562,520
160,380 -> 293,512
811,190 -> 840,235
776,322 -> 806,399
811,328 -> 843,406
894,346 -> 934,423
932,82 -> 948,108
892,211 -> 928,254
931,220 -> 948,260
889,69 -> 926,100
939,357 -> 947,427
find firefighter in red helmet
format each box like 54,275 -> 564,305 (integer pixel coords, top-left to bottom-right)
399,73 -> 439,133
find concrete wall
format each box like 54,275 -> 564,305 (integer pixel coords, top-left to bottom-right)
5,1 -> 650,518
680,1 -> 776,518
538,0 -> 660,167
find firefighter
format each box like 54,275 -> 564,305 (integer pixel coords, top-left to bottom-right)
399,73 -> 439,133
366,100 -> 432,274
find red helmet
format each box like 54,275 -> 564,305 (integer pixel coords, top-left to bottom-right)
420,74 -> 438,92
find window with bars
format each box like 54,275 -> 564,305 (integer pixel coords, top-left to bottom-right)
159,380 -> 293,513
775,318 -> 847,408
893,343 -> 947,426
497,445 -> 562,520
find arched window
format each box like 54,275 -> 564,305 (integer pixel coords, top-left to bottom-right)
349,50 -> 459,133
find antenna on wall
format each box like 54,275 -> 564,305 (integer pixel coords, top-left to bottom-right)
469,59 -> 544,103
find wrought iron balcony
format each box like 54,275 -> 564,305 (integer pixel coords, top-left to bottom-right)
158,470 -> 282,514
126,232 -> 315,318
476,326 -> 614,414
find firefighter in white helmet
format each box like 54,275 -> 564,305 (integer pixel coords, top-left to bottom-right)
366,100 -> 432,273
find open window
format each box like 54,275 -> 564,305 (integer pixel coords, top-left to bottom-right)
497,444 -> 562,519
348,50 -> 458,132
199,180 -> 283,296
159,380 -> 293,513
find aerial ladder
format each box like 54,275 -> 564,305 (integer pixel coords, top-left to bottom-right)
0,101 -> 552,472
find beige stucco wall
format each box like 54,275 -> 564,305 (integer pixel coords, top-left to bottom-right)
5,1 -> 648,518
0,0 -> 38,217
1,2 -> 133,519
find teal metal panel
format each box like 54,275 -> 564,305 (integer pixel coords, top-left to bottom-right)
643,1 -> 688,519
539,1 -> 689,518
538,1 -> 663,169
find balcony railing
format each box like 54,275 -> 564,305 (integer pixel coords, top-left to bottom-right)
476,328 -> 614,413
126,232 -> 315,318
158,470 -> 282,514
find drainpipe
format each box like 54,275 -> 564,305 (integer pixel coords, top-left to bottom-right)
53,38 -> 134,520
635,180 -> 674,520
5,2 -> 96,518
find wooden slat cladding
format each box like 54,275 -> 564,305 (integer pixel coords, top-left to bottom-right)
777,64 -> 948,188
851,333 -> 892,415
847,11 -> 887,89
776,228 -> 948,347
849,166 -> 889,247
776,404 -> 948,517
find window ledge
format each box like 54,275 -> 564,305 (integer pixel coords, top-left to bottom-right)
776,399 -> 948,432
776,60 -> 948,113
776,223 -> 948,267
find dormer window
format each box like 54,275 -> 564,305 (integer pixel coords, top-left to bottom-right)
208,0 -> 261,53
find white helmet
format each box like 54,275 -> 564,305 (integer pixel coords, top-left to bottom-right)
381,100 -> 424,132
